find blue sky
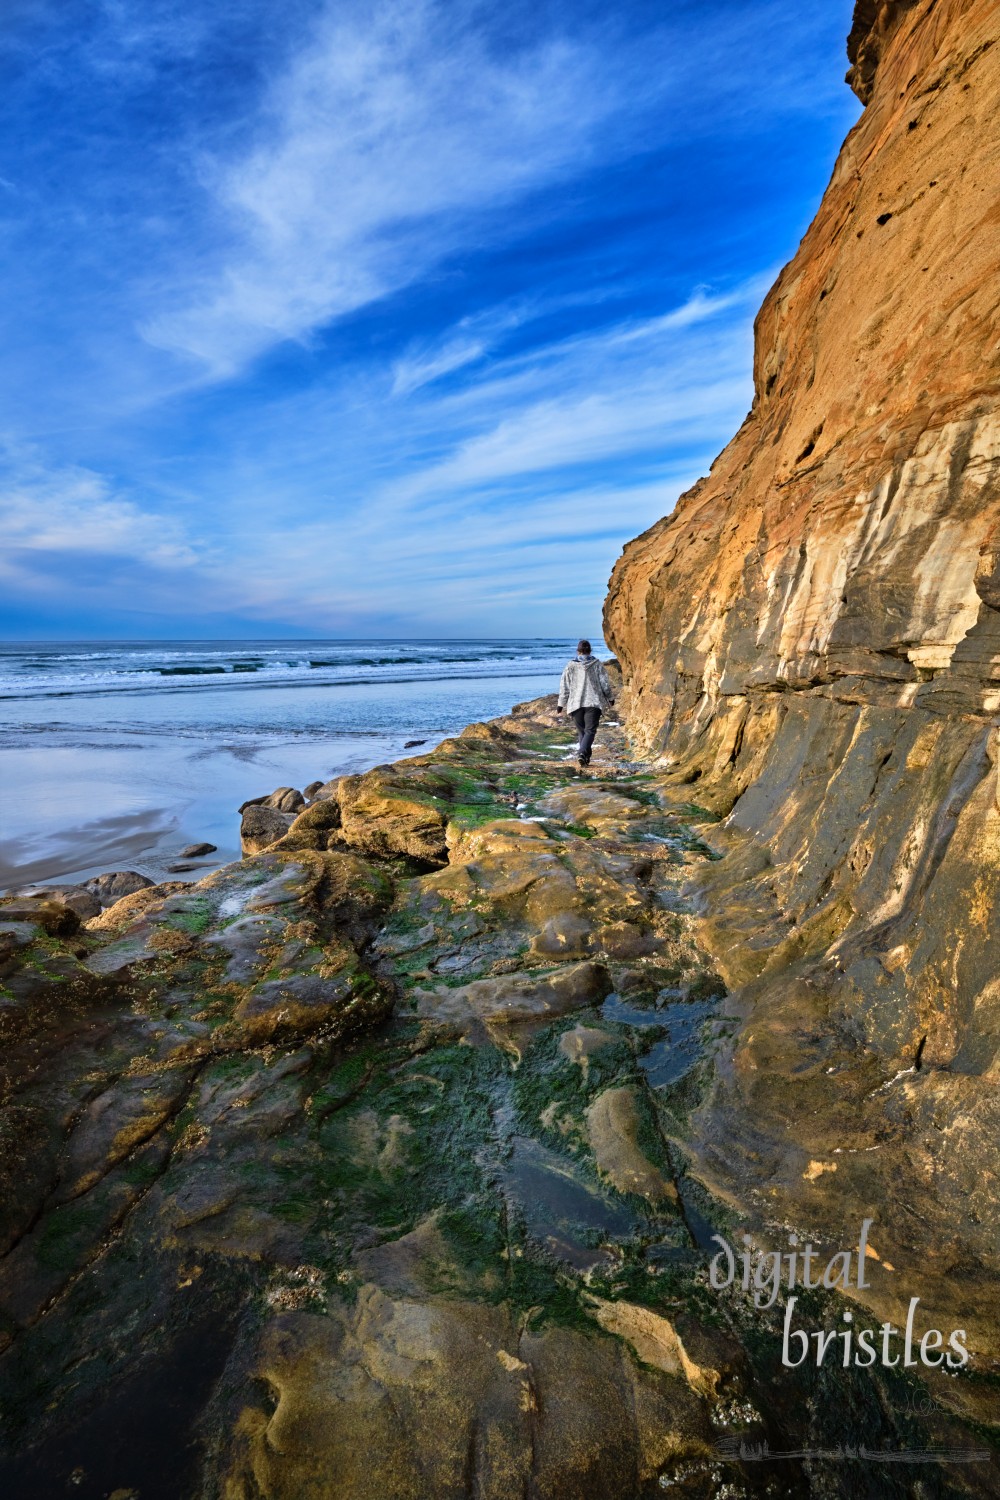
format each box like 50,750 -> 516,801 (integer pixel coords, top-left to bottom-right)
0,0 -> 860,639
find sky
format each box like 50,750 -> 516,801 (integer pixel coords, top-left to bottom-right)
0,0 -> 861,639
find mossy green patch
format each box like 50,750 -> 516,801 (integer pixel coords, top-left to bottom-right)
510,1021 -> 635,1138
447,801 -> 509,829
165,899 -> 216,936
263,1040 -> 511,1257
35,1200 -> 109,1272
675,801 -> 721,822
122,1153 -> 166,1188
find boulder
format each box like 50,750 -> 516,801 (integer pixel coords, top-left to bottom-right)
509,693 -> 558,717
180,842 -> 217,858
240,804 -> 295,855
274,798 -> 343,852
308,778 -> 342,803
270,787 -> 306,813
238,787 -> 305,815
458,721 -> 513,744
337,769 -> 450,866
83,871 -> 154,907
13,885 -> 101,920
0,897 -> 80,936
84,882 -> 188,932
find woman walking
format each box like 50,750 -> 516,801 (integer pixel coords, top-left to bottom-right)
556,640 -> 614,768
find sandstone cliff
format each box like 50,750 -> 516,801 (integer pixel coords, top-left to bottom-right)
606,0 -> 1000,1350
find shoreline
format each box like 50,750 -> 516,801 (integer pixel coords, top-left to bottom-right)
0,729 -> 443,895
0,666 -> 569,897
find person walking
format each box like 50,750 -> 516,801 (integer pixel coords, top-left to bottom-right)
556,640 -> 614,768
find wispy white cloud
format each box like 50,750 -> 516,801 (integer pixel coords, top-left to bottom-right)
141,0 -> 644,373
390,337 -> 487,397
0,452 -> 199,580
159,278 -> 763,629
0,275 -> 758,631
371,280 -> 764,508
0,0 -> 862,634
387,288 -> 622,396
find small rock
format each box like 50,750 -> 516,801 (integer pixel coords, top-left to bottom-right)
303,781 -> 324,799
84,871 -> 154,906
403,739 -> 427,749
180,842 -> 217,858
268,787 -> 305,813
166,863 -> 199,873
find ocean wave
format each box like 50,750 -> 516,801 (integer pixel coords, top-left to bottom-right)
0,639 -> 596,703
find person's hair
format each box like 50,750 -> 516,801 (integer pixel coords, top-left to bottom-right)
577,639 -> 592,655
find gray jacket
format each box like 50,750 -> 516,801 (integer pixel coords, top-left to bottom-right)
558,655 -> 614,713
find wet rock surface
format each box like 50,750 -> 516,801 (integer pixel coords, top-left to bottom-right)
0,695 -> 993,1497
84,870 -> 155,906
240,803 -> 296,855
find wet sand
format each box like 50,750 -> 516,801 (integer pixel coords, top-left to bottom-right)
0,730 -> 418,891
0,669 -> 556,891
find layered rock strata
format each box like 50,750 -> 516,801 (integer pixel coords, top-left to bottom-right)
605,0 -> 1000,1360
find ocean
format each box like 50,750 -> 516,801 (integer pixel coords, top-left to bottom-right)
0,639 -> 589,891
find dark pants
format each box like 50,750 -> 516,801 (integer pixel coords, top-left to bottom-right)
570,706 -> 601,763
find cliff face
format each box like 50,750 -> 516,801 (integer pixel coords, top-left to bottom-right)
606,0 -> 1000,1339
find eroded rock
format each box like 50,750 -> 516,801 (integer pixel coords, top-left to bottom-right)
0,683 -> 987,1489
214,1294 -> 709,1500
84,870 -> 154,905
11,885 -> 101,920
337,766 -> 451,865
414,960 -> 612,1037
585,1086 -> 677,1202
0,897 -> 80,936
241,803 -> 295,854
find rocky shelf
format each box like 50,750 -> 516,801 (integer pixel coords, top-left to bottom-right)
0,695 -> 994,1497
